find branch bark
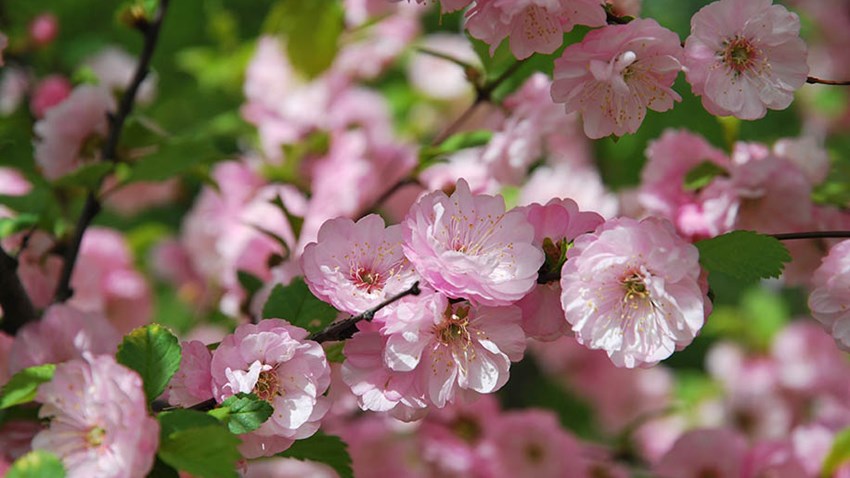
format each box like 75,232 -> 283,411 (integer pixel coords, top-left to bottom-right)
0,246 -> 37,335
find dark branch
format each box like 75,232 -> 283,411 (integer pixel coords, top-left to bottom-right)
807,76 -> 850,86
0,246 -> 38,335
771,230 -> 850,241
309,281 -> 421,343
53,0 -> 170,303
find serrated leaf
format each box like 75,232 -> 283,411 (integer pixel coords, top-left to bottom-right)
262,278 -> 338,333
695,231 -> 791,283
209,393 -> 273,434
0,364 -> 56,409
158,426 -> 241,478
683,161 -> 728,191
822,428 -> 850,477
116,324 -> 181,403
52,162 -> 113,189
278,432 -> 352,478
159,409 -> 221,436
7,450 -> 65,478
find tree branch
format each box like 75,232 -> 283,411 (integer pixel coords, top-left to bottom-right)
53,0 -> 170,303
807,76 -> 850,86
771,230 -> 850,241
0,246 -> 37,335
309,281 -> 421,343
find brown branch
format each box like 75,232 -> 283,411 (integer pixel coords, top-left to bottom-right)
53,0 -> 170,303
807,76 -> 850,86
0,246 -> 37,335
771,230 -> 850,241
309,281 -> 421,343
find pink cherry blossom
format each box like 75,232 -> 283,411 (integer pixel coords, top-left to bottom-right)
167,340 -> 214,407
772,136 -> 830,186
560,217 -> 709,368
490,410 -> 587,478
28,13 -> 58,46
551,18 -> 684,139
519,164 -> 620,219
102,177 -> 180,217
466,0 -> 606,60
29,74 -> 71,118
381,292 -> 526,407
302,214 -> 418,316
4,231 -> 61,309
514,198 -> 603,340
33,84 -> 116,180
209,319 -> 331,458
683,0 -> 809,120
742,440 -> 808,478
407,34 -> 478,101
33,354 -> 159,478
402,179 -> 544,306
0,420 -> 41,463
654,428 -> 748,478
606,0 -> 641,17
8,304 -> 121,374
809,240 -> 850,351
85,47 -> 157,104
243,457 -> 338,478
0,67 -> 29,115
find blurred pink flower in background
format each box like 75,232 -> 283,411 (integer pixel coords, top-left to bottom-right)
29,74 -> 71,118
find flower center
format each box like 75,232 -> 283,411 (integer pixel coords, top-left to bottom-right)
622,273 -> 649,300
253,369 -> 281,402
434,304 -> 472,347
451,415 -> 482,443
721,36 -> 758,73
353,267 -> 383,293
86,426 -> 106,447
525,442 -> 545,463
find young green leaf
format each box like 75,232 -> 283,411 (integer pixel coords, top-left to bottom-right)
116,324 -> 182,403
0,364 -> 56,409
695,231 -> 791,283
266,0 -> 343,78
683,161 -> 728,191
822,428 -> 850,478
158,410 -> 241,478
278,432 -> 353,478
6,450 -> 66,478
208,393 -> 273,434
51,162 -> 114,190
262,278 -> 338,333
0,213 -> 38,239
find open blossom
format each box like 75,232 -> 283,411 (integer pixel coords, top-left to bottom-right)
29,74 -> 71,118
491,410 -> 587,478
210,319 -> 331,458
683,0 -> 809,120
381,292 -> 526,407
560,217 -> 709,368
809,240 -> 850,351
654,428 -> 748,478
402,179 -> 544,306
466,0 -> 606,60
302,215 -> 418,315
33,355 -> 159,478
33,84 -> 115,180
551,18 -> 684,139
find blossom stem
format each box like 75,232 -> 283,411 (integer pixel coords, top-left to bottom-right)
309,281 -> 421,343
53,0 -> 170,304
806,76 -> 850,86
771,230 -> 850,241
415,47 -> 479,71
0,246 -> 38,334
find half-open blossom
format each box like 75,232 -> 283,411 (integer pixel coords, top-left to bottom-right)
402,179 -> 543,306
33,84 -> 115,180
683,0 -> 809,120
560,217 -> 709,368
209,319 -> 330,458
551,18 -> 684,138
302,214 -> 418,315
382,292 -> 526,407
809,240 -> 850,351
28,13 -> 58,46
466,0 -> 606,60
33,355 -> 159,478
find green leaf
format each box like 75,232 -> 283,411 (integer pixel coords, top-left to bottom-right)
695,231 -> 791,283
125,135 -> 222,183
278,432 -> 352,478
146,457 -> 180,478
208,393 -> 273,434
324,342 -> 345,363
116,324 -> 182,403
265,0 -> 344,78
0,213 -> 38,239
52,162 -> 114,189
237,270 -> 264,298
683,161 -> 728,191
823,428 -> 850,477
7,450 -> 65,478
158,410 -> 241,478
175,43 -> 255,94
420,130 -> 493,163
262,278 -> 338,333
0,364 -> 56,409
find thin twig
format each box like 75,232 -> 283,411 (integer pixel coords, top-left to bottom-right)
53,0 -> 170,303
0,246 -> 38,335
415,47 -> 478,71
309,281 -> 421,343
771,230 -> 850,241
807,76 -> 850,86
